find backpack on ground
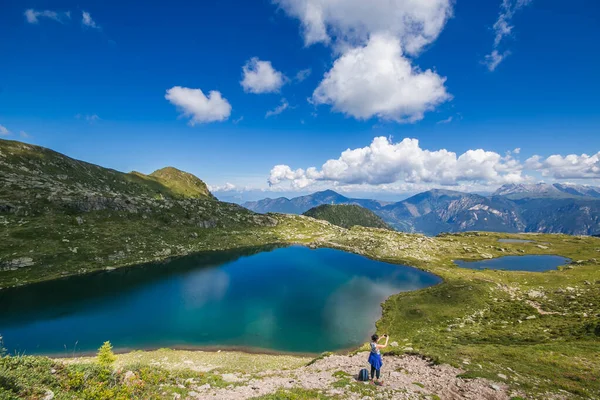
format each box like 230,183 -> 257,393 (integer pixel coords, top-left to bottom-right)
358,368 -> 369,381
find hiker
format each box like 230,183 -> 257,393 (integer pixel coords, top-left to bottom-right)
368,333 -> 389,385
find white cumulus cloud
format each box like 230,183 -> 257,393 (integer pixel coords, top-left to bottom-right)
24,9 -> 70,24
82,11 -> 100,29
0,125 -> 11,136
265,99 -> 289,118
274,1 -> 453,123
269,137 -> 525,189
165,86 -> 232,125
312,34 -> 450,122
241,58 -> 286,94
273,0 -> 453,54
526,153 -> 600,179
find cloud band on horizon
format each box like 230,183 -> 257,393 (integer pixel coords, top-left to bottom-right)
268,136 -> 600,190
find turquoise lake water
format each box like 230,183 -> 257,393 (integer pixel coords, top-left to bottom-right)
0,246 -> 441,355
454,255 -> 570,272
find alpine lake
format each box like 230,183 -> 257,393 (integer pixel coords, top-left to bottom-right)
0,246 -> 441,356
454,254 -> 570,272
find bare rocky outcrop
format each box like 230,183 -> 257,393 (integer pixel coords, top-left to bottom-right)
176,353 -> 513,400
1,257 -> 35,271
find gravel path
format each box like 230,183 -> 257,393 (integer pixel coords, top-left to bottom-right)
185,352 -> 514,400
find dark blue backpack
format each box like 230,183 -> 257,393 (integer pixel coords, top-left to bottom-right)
358,368 -> 369,381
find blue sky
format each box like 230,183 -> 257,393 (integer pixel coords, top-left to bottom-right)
1,0 -> 599,201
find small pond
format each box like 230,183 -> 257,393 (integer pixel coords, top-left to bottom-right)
0,245 -> 441,355
498,239 -> 534,244
454,255 -> 570,272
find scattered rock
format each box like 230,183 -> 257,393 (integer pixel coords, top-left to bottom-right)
527,290 -> 544,299
497,373 -> 508,380
196,220 -> 217,229
123,371 -> 139,387
75,216 -> 84,225
1,257 -> 34,271
154,248 -> 172,257
525,315 -> 536,320
221,373 -> 241,383
390,341 -> 399,347
43,390 -> 54,400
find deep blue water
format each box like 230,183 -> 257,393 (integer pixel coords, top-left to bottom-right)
0,246 -> 441,355
454,255 -> 570,272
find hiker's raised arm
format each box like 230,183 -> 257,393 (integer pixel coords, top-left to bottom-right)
377,335 -> 389,348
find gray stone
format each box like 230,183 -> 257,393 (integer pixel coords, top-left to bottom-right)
123,371 -> 137,386
2,257 -> 34,271
221,373 -> 241,383
154,248 -> 172,257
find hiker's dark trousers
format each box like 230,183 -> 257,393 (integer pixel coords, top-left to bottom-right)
371,366 -> 380,380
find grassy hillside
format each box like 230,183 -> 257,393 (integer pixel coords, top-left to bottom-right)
0,139 -> 281,287
0,139 -> 215,202
148,166 -> 215,199
303,204 -> 391,230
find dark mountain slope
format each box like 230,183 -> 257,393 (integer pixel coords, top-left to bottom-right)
303,204 -> 391,230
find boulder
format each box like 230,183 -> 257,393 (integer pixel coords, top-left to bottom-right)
1,257 -> 34,271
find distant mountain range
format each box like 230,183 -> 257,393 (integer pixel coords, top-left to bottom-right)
493,183 -> 600,199
243,184 -> 600,236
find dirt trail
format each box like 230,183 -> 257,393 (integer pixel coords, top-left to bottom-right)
181,352 -> 513,400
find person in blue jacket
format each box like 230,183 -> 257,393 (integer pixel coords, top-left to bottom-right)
368,333 -> 389,385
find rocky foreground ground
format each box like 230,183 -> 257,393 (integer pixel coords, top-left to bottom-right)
64,350 -> 517,400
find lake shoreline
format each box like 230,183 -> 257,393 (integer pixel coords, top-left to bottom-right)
46,344 -> 322,360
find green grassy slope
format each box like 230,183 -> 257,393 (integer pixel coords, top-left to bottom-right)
149,166 -> 216,199
303,204 -> 391,230
0,138 -> 282,287
0,139 -> 215,201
